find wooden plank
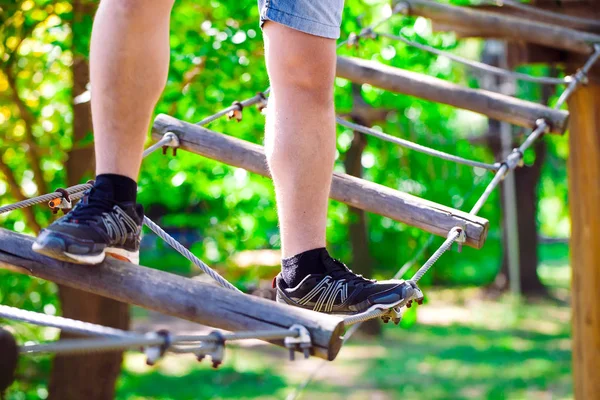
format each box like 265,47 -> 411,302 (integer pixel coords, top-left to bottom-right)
0,229 -> 345,361
152,114 -> 490,249
402,0 -> 600,54
469,3 -> 600,33
567,83 -> 600,399
336,56 -> 569,134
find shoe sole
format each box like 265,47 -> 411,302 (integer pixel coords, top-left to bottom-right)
276,291 -> 407,316
32,240 -> 139,266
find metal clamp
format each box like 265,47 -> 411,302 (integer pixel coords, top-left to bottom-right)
48,188 -> 72,214
284,325 -> 312,361
359,27 -> 376,40
535,118 -> 550,135
145,330 -> 172,366
572,68 -> 589,86
450,225 -> 467,253
196,331 -> 226,369
227,101 -> 244,122
503,149 -> 524,175
161,132 -> 180,156
347,32 -> 359,47
256,92 -> 268,112
393,2 -> 410,15
381,305 -> 403,325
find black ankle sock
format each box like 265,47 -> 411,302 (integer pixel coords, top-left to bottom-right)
281,247 -> 329,287
94,174 -> 137,203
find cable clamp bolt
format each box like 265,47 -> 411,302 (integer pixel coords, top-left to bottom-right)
284,325 -> 312,361
196,331 -> 226,369
347,32 -> 359,47
359,27 -> 376,40
573,68 -> 589,86
449,225 -> 467,253
393,2 -> 410,15
256,92 -> 268,112
48,188 -> 72,214
145,330 -> 172,366
161,132 -> 180,156
502,149 -> 524,176
228,101 -> 244,122
535,118 -> 550,135
407,280 -> 424,306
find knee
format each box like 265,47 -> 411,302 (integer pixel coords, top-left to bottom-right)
271,53 -> 335,104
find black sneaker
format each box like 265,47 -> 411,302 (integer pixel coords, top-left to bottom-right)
276,256 -> 413,315
32,188 -> 143,265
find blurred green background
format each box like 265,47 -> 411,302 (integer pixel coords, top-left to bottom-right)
0,0 -> 574,399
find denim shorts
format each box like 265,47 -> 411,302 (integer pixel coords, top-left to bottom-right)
258,0 -> 344,39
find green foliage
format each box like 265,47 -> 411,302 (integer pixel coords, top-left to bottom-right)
0,0 -> 573,397
111,289 -> 574,400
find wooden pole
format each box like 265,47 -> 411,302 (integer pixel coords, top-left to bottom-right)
469,3 -> 600,33
0,229 -> 345,361
402,0 -> 600,54
336,56 -> 569,134
567,83 -> 600,399
152,114 -> 490,249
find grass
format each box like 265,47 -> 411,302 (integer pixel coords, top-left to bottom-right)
115,285 -> 573,400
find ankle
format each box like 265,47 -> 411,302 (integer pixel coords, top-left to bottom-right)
94,174 -> 137,203
281,247 -> 329,287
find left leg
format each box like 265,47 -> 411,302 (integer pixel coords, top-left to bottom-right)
263,23 -> 336,260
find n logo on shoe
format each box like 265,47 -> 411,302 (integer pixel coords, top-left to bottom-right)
296,276 -> 349,313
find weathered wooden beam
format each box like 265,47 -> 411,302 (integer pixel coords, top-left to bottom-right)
469,3 -> 600,33
0,229 -> 344,361
336,56 -> 569,134
402,0 -> 600,54
153,114 -> 490,248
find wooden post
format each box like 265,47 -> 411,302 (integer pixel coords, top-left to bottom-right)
336,56 -> 569,134
152,114 -> 490,248
567,82 -> 600,399
0,229 -> 345,361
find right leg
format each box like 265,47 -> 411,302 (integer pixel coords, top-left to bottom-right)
33,0 -> 174,264
92,0 -> 174,179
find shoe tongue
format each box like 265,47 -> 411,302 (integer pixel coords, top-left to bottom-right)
323,255 -> 349,274
69,188 -> 117,221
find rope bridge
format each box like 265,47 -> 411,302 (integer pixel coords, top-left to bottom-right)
1,0 -> 599,395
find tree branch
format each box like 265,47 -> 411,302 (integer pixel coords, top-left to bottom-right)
1,13 -> 57,196
0,159 -> 41,234
4,69 -> 49,195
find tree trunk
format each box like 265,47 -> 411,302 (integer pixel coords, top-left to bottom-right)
48,2 -> 130,399
48,291 -> 130,400
482,43 -> 551,296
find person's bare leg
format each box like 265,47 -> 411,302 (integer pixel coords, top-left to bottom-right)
32,0 -> 174,265
263,23 -> 337,258
91,0 -> 174,180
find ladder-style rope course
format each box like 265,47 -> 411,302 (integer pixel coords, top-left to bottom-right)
1,0 -> 600,369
